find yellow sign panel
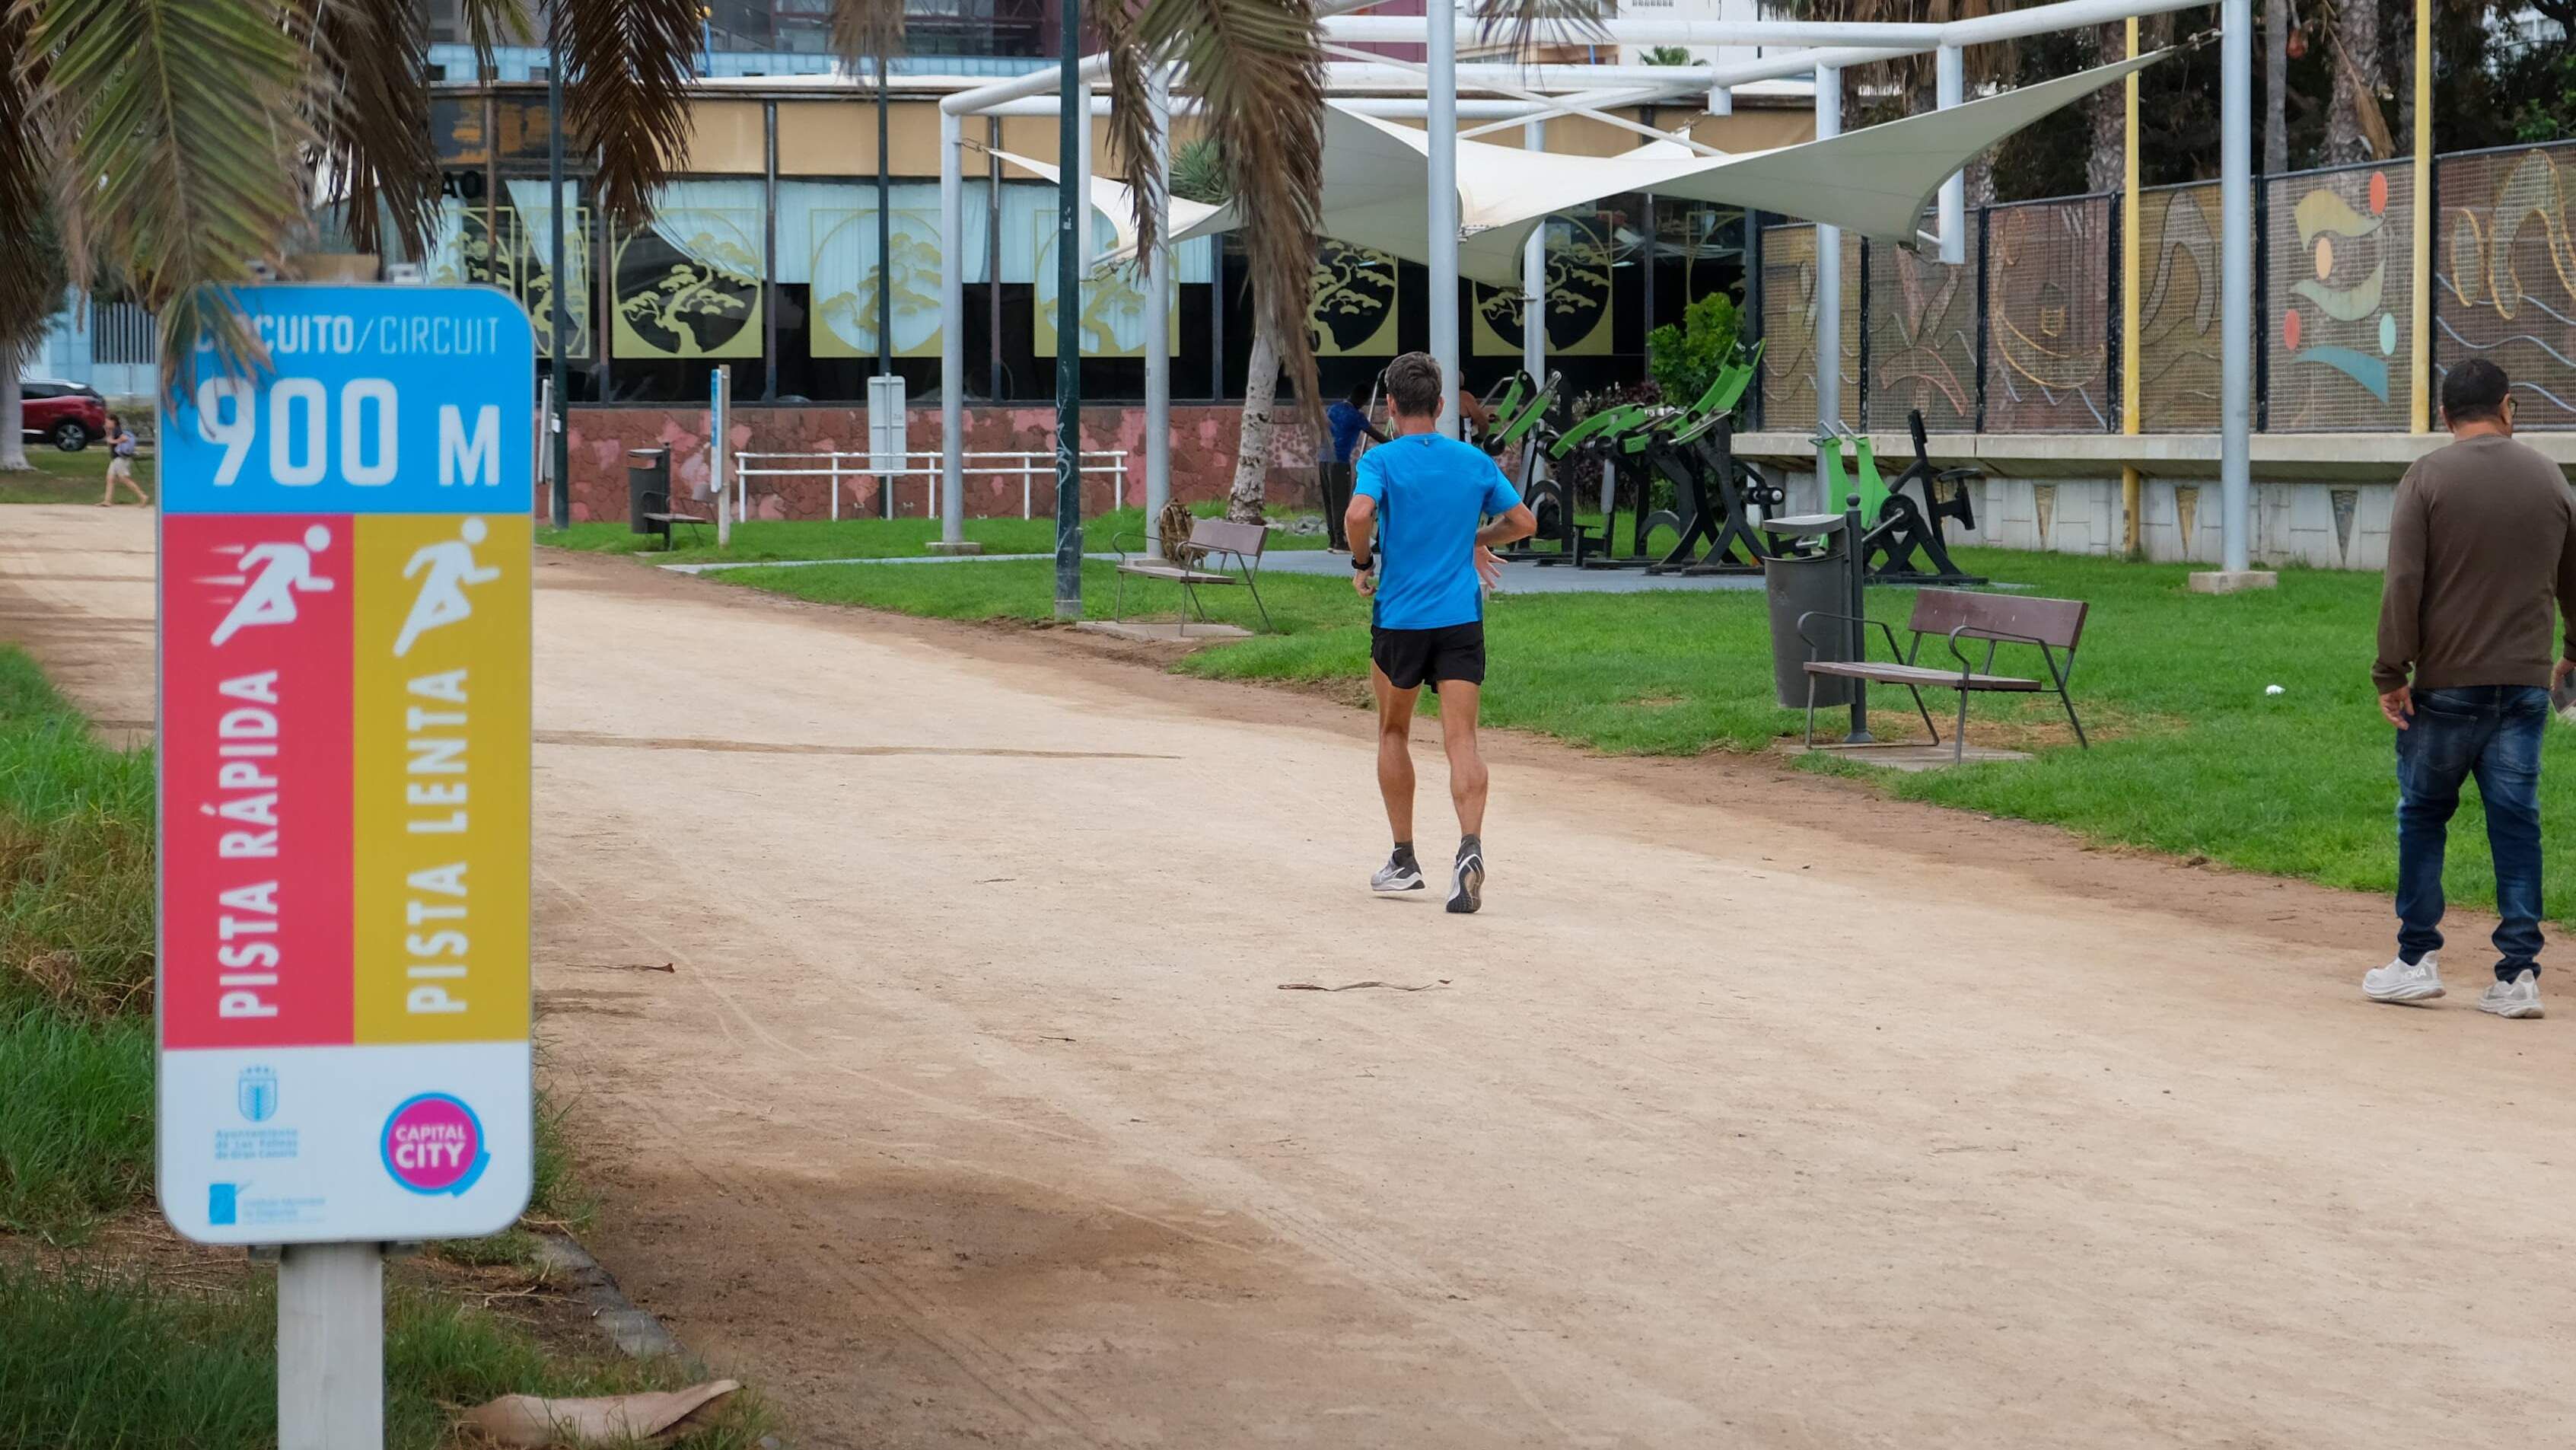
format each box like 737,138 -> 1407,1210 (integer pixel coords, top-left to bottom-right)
350,513 -> 531,1047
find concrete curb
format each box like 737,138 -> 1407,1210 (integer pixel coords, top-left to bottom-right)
532,1232 -> 693,1366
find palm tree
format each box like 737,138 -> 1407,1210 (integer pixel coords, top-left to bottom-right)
5,0 -> 1586,498
2323,0 -> 2389,163
1167,137 -> 1284,524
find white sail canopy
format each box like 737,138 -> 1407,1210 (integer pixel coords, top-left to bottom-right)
1169,49 -> 2167,285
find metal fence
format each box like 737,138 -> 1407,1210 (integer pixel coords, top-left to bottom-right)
1749,138 -> 2576,435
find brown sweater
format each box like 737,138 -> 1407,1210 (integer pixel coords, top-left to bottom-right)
2374,433 -> 2576,693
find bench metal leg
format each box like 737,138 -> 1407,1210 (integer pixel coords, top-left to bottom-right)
2058,687 -> 2090,749
1906,684 -> 1938,745
1240,569 -> 1273,633
1954,687 -> 1971,763
1804,674 -> 1819,750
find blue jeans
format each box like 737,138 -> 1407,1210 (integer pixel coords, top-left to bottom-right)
2396,685 -> 2548,980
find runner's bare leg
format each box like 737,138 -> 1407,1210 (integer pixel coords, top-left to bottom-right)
1436,680 -> 1487,839
1372,664 -> 1419,843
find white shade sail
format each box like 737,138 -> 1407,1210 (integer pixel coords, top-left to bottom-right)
1170,49 -> 2167,285
984,147 -> 1224,269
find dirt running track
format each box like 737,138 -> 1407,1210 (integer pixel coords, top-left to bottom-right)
10,504 -> 2576,1448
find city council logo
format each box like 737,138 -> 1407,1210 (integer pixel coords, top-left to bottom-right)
236,1066 -> 279,1123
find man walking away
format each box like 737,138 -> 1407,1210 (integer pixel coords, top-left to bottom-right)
1345,352 -> 1537,913
1320,381 -> 1386,551
2365,359 -> 2576,1018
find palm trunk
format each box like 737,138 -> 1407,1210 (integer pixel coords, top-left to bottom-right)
0,362 -> 27,472
2264,0 -> 2290,176
2326,0 -> 2383,164
2085,24 -> 2126,194
1228,320 -> 1281,525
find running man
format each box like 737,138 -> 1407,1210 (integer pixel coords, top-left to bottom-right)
1344,352 -> 1537,913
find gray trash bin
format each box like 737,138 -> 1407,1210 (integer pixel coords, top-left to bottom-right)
1762,516 -> 1854,709
626,448 -> 670,535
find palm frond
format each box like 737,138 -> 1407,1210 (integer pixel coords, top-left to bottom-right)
1467,0 -> 1610,59
0,1 -> 57,355
558,0 -> 700,223
1094,2 -> 1166,260
1120,0 -> 1326,422
295,0 -> 438,260
457,0 -> 534,74
828,0 -> 907,74
28,0 -> 311,390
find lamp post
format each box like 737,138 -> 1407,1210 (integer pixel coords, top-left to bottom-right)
546,2 -> 569,531
1053,0 -> 1084,617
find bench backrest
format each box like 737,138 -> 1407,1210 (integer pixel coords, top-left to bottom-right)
1189,517 -> 1267,559
1909,588 -> 2087,651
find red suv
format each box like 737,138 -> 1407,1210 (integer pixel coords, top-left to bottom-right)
20,379 -> 109,451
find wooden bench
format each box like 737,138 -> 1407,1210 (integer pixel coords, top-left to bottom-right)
637,489 -> 712,550
1110,517 -> 1272,635
1797,588 -> 2089,762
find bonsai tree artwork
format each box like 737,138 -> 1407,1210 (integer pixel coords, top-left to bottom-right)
816,210 -> 944,358
1473,215 -> 1613,355
613,212 -> 760,359
1310,241 -> 1397,356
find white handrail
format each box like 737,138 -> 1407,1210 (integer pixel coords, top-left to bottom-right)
730,449 -> 1132,523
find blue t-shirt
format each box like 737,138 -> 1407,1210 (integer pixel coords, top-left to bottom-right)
1354,433 -> 1523,631
1326,401 -> 1372,464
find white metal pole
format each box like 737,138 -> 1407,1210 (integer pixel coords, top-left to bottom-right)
1144,70 -> 1173,544
939,108 -> 966,548
2219,0 -> 2252,573
278,1244 -> 383,1450
713,365 -> 732,547
1814,64 -> 1844,471
1427,0 -> 1461,435
1936,45 -> 1966,266
1521,119 -> 1546,384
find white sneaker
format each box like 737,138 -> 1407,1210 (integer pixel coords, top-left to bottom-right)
2479,970 -> 2545,1019
2364,953 -> 2444,1002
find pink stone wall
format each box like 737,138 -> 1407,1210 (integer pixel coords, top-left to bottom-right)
559,404 -> 1324,524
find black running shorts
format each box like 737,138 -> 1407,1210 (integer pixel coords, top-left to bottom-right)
1371,621 -> 1486,690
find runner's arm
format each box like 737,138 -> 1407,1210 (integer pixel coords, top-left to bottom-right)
1476,505 -> 1537,550
1345,493 -> 1378,566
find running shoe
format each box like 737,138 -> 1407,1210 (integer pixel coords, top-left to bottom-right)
2479,970 -> 2544,1019
2363,953 -> 2444,1003
1447,845 -> 1485,914
1371,852 -> 1425,894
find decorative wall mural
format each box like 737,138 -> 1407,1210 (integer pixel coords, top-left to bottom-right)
612,207 -> 763,360
2267,166 -> 2410,431
1865,228 -> 1978,432
1983,196 -> 2111,432
812,208 -> 944,359
1310,241 -> 1399,357
1472,214 -> 1613,357
1757,222 -> 1819,428
2135,183 -> 2223,433
1032,216 -> 1178,357
2437,142 -> 2576,429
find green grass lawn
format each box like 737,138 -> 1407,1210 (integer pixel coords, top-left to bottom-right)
543,500 -> 1334,565
693,537 -> 2570,929
0,447 -> 158,505
0,648 -> 767,1447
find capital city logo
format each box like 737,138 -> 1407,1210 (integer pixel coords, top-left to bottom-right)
381,1092 -> 490,1197
235,1065 -> 279,1123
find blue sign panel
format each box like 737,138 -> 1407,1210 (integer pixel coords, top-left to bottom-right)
160,285 -> 534,516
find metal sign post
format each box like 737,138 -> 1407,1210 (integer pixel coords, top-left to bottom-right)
156,284 -> 537,1448
712,364 -> 732,547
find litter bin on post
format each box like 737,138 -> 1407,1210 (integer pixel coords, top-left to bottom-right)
1762,514 -> 1853,710
626,448 -> 669,536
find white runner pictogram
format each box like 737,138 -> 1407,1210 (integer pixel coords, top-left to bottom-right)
208,525 -> 336,646
393,517 -> 502,657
